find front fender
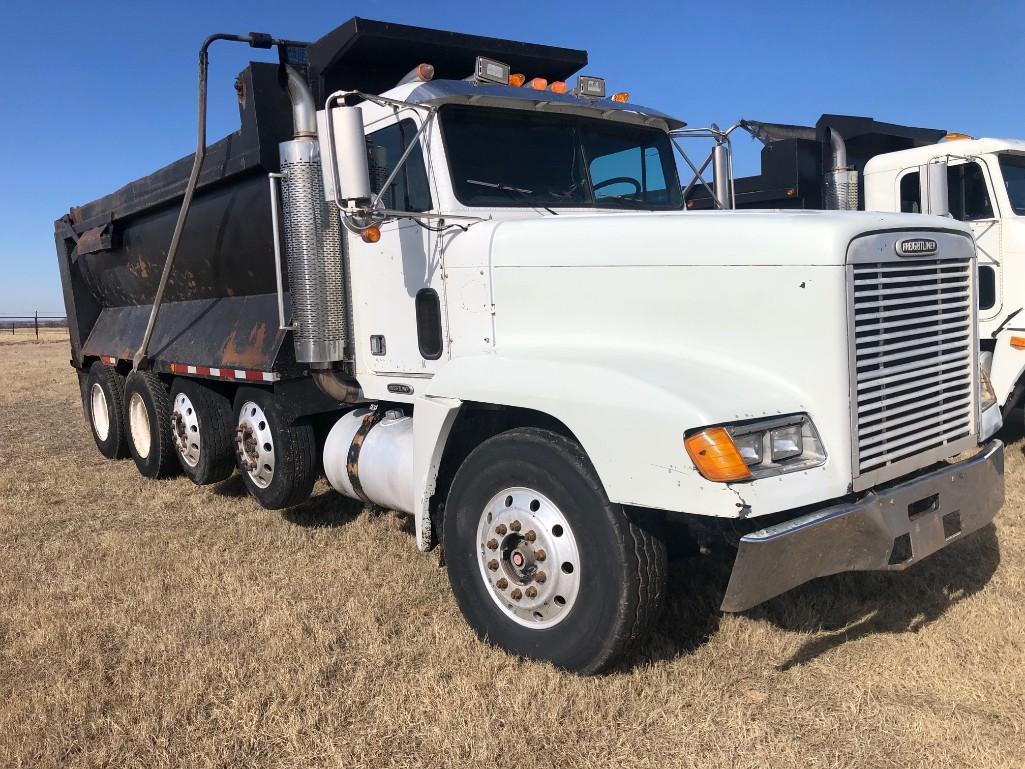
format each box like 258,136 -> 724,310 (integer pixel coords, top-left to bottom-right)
426,349 -> 854,518
989,326 -> 1025,408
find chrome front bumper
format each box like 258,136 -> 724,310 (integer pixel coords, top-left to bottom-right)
721,440 -> 1004,612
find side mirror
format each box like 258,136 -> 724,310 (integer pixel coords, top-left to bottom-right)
921,159 -> 950,217
317,105 -> 372,206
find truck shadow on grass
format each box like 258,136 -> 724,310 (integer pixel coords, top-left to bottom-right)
627,524 -> 1001,672
211,474 -> 364,528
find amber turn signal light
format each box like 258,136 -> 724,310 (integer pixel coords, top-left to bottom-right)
361,225 -> 381,244
685,427 -> 753,482
1010,336 -> 1025,349
509,73 -> 526,87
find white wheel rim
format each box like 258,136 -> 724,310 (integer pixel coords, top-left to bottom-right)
90,383 -> 110,442
128,392 -> 152,459
172,392 -> 202,468
476,487 -> 581,629
235,401 -> 275,489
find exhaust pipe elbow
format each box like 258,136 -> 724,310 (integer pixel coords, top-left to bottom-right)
311,368 -> 362,404
285,65 -> 316,138
827,127 -> 848,171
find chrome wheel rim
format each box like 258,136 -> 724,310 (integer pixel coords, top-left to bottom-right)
90,383 -> 110,442
128,392 -> 151,459
235,401 -> 274,489
476,487 -> 581,629
171,392 -> 201,468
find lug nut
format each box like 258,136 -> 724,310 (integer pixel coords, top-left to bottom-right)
510,588 -> 522,600
487,538 -> 498,551
525,586 -> 538,598
534,549 -> 546,562
510,520 -> 522,532
488,559 -> 499,571
495,524 -> 507,535
524,530 -> 537,542
534,571 -> 547,584
496,578 -> 508,589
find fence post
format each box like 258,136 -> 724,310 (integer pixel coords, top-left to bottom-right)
35,311 -> 39,340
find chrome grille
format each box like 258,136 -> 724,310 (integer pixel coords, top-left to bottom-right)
851,258 -> 976,480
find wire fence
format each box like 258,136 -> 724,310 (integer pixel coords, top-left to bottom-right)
0,312 -> 68,339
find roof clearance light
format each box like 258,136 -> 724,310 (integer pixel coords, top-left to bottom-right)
575,74 -> 606,98
943,132 -> 975,141
509,73 -> 526,87
611,91 -> 630,103
549,81 -> 568,94
415,63 -> 435,82
474,56 -> 510,85
528,77 -> 548,91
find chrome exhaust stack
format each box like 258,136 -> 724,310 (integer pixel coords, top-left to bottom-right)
271,66 -> 360,401
823,128 -> 859,211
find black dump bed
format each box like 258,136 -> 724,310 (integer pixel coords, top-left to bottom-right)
55,18 -> 586,378
686,114 -> 946,211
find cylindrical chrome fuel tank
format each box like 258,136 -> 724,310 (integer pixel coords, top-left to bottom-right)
323,408 -> 415,514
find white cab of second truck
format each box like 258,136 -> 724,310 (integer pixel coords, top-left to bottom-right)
864,138 -> 1025,421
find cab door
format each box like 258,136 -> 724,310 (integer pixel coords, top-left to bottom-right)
897,161 -> 1002,322
347,112 -> 447,380
948,159 -> 1002,323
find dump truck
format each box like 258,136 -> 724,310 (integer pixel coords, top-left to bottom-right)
684,114 -> 1014,434
55,20 -> 1005,673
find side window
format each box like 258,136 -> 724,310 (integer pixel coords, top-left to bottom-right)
587,139 -> 672,205
366,119 -> 432,212
900,171 -> 921,213
948,162 -> 993,221
978,265 -> 997,311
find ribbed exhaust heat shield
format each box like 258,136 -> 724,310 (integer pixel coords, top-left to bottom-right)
279,137 -> 348,364
824,169 -> 859,211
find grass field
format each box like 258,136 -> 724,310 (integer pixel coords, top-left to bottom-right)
1,333 -> 1023,768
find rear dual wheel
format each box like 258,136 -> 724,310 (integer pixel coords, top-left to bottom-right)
84,361 -> 128,459
233,387 -> 316,510
170,378 -> 235,485
124,370 -> 177,479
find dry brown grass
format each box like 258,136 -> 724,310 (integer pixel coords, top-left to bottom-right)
1,335 -> 1023,768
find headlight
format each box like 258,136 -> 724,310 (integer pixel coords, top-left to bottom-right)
685,414 -> 827,482
980,366 -> 997,412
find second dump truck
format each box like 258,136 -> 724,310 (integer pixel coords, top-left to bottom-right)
55,20 -> 1004,673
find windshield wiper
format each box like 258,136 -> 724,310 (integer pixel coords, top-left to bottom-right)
465,178 -> 559,215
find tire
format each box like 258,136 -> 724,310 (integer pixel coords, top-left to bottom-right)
443,427 -> 667,674
84,361 -> 128,459
170,378 -> 236,485
233,387 -> 316,509
123,370 -> 177,479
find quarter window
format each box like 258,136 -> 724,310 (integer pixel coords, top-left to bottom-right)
366,119 -> 432,212
900,171 -> 921,213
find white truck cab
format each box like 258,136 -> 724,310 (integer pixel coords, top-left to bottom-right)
864,138 -> 1025,416
61,23 -> 1006,674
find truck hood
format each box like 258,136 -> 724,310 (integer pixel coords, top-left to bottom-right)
486,209 -> 969,268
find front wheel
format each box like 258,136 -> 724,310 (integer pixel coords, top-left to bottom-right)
443,428 -> 666,674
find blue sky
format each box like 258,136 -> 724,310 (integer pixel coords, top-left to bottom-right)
2,0 -> 1021,313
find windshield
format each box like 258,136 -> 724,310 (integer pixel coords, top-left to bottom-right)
999,153 -> 1025,215
439,105 -> 683,211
